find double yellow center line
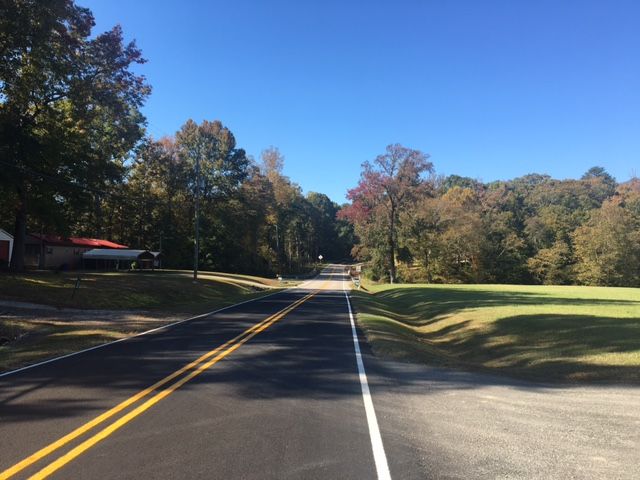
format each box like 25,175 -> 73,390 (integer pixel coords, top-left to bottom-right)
2,280 -> 326,479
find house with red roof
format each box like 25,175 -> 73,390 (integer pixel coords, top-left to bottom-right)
24,234 -> 128,270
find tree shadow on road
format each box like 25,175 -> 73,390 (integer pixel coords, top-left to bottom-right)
1,288 -> 639,430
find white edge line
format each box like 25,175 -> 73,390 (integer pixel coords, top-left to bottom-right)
0,286 -> 297,379
343,277 -> 392,480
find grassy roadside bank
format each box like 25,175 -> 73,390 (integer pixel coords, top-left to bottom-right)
351,282 -> 640,384
0,270 -> 291,373
0,270 -> 294,311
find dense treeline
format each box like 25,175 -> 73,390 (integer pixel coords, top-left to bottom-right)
1,0 -> 150,271
0,0 -> 352,274
3,1 -> 638,286
92,131 -> 354,274
340,145 -> 640,287
1,115 -> 354,274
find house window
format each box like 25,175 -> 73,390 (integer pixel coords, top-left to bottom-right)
46,247 -> 53,254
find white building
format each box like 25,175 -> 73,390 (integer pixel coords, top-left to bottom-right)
82,248 -> 158,270
0,228 -> 13,266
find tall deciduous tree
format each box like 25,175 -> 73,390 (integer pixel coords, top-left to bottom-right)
340,144 -> 433,283
0,0 -> 150,271
174,119 -> 249,271
401,187 -> 485,283
176,120 -> 249,201
572,199 -> 640,286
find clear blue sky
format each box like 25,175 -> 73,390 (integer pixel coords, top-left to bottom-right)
83,0 -> 639,203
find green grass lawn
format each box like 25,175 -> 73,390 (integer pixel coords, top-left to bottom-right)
0,270 -> 290,312
352,282 -> 640,384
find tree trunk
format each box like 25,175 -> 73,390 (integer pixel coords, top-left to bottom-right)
9,184 -> 27,272
388,207 -> 396,284
94,194 -> 103,238
423,248 -> 432,283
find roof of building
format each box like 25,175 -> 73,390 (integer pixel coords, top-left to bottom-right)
27,234 -> 128,249
82,249 -> 154,261
0,228 -> 13,240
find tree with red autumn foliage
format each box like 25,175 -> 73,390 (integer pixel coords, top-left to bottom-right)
339,144 -> 433,283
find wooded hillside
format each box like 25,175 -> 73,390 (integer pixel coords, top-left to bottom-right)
340,145 -> 640,287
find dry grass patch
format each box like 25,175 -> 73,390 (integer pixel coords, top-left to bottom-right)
0,269 -> 288,372
0,270 -> 285,311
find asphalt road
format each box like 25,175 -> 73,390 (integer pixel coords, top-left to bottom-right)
1,265 -> 638,479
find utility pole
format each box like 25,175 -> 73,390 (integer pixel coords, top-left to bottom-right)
193,149 -> 201,282
274,223 -> 280,273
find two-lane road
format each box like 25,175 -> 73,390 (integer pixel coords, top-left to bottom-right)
0,266 -> 389,479
2,265 -> 639,479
